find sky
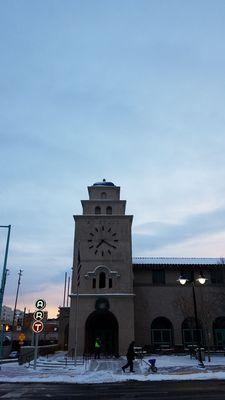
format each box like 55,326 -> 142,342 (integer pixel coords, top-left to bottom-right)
1,0 -> 225,317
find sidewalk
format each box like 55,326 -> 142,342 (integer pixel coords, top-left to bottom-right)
1,354 -> 225,383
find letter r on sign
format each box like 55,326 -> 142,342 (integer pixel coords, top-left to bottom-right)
34,310 -> 44,320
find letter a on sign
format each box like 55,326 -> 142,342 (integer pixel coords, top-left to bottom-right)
35,299 -> 46,310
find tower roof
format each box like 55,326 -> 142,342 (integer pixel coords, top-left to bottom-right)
93,179 -> 115,187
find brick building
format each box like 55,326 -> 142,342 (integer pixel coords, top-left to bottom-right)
59,180 -> 225,355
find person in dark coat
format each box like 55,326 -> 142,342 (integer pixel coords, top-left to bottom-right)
122,341 -> 135,373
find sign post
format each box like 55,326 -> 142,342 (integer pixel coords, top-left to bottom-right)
32,299 -> 46,370
33,331 -> 38,370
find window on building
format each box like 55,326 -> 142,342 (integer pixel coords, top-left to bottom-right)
182,318 -> 203,348
106,206 -> 112,215
101,192 -> 107,199
213,317 -> 225,349
99,272 -> 106,288
95,206 -> 101,214
151,317 -> 173,349
211,270 -> 224,284
109,278 -> 112,288
152,270 -> 165,285
92,278 -> 96,289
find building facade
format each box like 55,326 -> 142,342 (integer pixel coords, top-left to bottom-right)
61,180 -> 225,355
133,258 -> 225,351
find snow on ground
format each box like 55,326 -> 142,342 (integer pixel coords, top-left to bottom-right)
1,352 -> 225,383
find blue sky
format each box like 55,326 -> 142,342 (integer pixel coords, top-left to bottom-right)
1,1 -> 225,316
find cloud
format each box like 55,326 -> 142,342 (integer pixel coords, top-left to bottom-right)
133,207 -> 225,255
156,231 -> 225,258
4,281 -> 66,318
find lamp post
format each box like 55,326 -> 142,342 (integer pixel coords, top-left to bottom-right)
0,225 -> 11,360
178,272 -> 206,368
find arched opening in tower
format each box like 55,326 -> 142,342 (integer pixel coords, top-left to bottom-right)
85,310 -> 119,357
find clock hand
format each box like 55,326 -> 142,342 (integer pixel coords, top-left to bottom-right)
96,240 -> 104,248
102,240 -> 117,248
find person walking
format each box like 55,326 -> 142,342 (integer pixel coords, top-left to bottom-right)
122,341 -> 135,373
94,337 -> 101,359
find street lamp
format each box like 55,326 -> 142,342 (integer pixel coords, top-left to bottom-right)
178,271 -> 207,368
0,225 -> 11,361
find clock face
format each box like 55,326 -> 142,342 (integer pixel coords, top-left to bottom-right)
88,225 -> 119,256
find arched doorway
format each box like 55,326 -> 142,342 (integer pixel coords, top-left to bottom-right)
85,310 -> 119,356
151,317 -> 173,349
213,317 -> 225,349
182,317 -> 203,348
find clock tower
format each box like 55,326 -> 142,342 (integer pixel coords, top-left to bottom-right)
68,180 -> 134,356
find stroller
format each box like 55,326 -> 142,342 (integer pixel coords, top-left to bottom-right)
142,358 -> 158,373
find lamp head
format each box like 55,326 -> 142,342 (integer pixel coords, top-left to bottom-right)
196,273 -> 207,285
178,275 -> 188,285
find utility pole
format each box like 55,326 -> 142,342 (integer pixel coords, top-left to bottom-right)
63,272 -> 67,307
11,269 -> 23,346
21,307 -> 26,329
67,275 -> 70,307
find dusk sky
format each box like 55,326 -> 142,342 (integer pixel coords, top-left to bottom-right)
1,1 -> 225,317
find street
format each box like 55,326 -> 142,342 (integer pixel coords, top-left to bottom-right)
1,380 -> 225,399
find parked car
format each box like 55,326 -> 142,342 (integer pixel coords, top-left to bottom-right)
9,351 -> 18,359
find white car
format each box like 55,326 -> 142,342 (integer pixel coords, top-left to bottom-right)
9,351 -> 18,359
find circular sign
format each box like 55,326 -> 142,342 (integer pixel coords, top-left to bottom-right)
34,310 -> 44,321
32,320 -> 44,333
18,333 -> 26,341
35,299 -> 46,310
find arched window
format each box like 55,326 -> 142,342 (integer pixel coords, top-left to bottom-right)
109,278 -> 112,288
95,206 -> 101,215
151,317 -> 173,349
101,192 -> 107,199
92,278 -> 96,289
99,272 -> 106,288
106,206 -> 112,215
